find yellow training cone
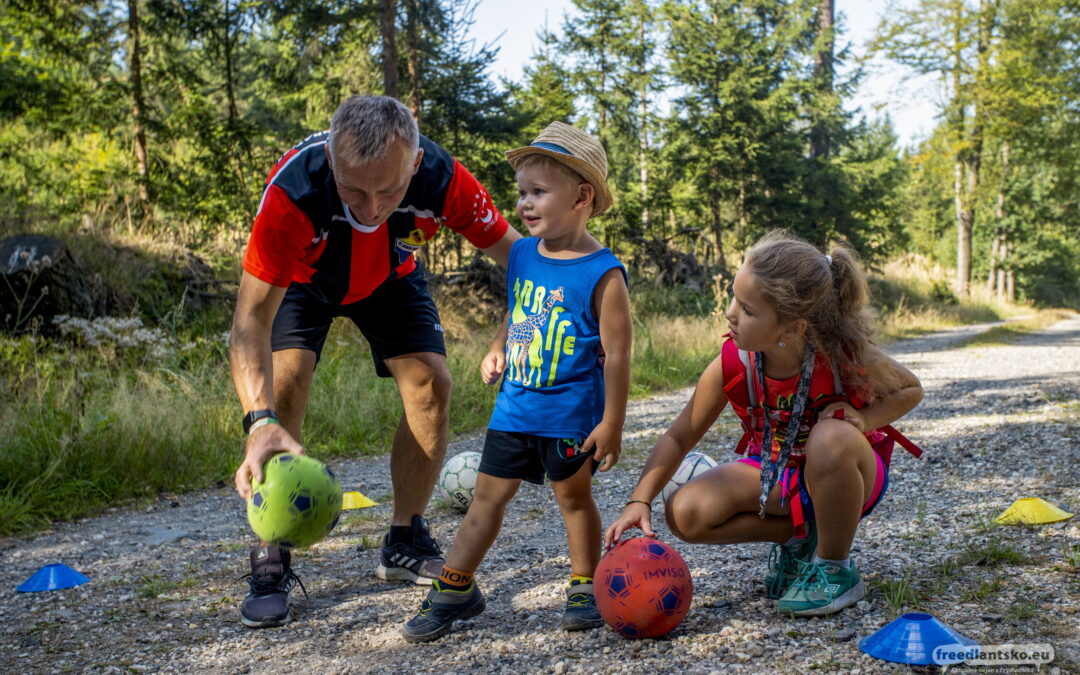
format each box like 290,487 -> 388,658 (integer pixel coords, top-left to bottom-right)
994,497 -> 1073,525
342,491 -> 378,510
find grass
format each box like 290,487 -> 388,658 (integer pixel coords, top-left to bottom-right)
0,247 -> 1067,537
962,541 -> 1027,567
877,571 -> 921,612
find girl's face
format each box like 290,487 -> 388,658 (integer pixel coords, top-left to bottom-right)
725,266 -> 788,352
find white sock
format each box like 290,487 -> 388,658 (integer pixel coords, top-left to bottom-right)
812,554 -> 851,569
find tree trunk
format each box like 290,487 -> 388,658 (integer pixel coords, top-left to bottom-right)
128,0 -> 151,219
951,3 -> 974,295
638,11 -> 649,235
222,0 -> 250,209
405,0 -> 421,122
810,0 -> 834,159
380,0 -> 399,98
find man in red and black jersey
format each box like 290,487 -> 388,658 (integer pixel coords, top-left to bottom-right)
229,95 -> 519,628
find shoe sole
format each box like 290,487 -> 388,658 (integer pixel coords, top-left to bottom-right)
783,580 -> 866,617
375,563 -> 435,586
400,596 -> 487,643
562,617 -> 605,631
240,608 -> 292,629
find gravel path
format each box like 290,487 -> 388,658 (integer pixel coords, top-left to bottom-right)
4,317 -> 1079,674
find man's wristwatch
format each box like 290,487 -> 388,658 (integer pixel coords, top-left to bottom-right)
242,409 -> 279,435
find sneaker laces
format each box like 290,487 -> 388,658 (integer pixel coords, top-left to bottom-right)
412,521 -> 443,556
566,592 -> 593,608
789,560 -> 835,596
766,543 -> 794,597
241,568 -> 309,600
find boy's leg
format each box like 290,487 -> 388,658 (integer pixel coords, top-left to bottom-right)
444,473 -> 522,572
402,473 -> 520,643
550,459 -> 604,630
665,461 -> 794,545
550,459 -> 602,577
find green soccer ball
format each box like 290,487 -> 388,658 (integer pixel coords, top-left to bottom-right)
247,453 -> 342,548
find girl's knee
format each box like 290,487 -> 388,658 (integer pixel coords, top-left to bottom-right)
665,485 -> 713,543
805,420 -> 869,472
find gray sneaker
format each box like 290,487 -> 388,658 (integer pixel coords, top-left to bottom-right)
401,580 -> 486,643
375,515 -> 445,585
239,546 -> 307,628
562,579 -> 604,631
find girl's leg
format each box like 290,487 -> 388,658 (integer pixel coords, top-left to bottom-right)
444,472 -> 522,573
666,461 -> 794,545
801,419 -> 877,561
550,460 -> 602,577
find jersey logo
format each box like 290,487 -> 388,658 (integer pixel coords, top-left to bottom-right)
394,228 -> 432,265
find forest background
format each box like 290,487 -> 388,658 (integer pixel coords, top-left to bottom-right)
0,0 -> 1077,535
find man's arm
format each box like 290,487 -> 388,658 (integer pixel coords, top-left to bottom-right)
480,227 -> 521,268
229,271 -> 304,499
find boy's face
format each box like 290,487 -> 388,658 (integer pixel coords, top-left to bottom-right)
515,163 -> 589,241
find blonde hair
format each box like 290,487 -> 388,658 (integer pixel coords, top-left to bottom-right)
745,230 -> 895,398
514,154 -> 589,191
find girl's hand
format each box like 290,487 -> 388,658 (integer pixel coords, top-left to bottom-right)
584,420 -> 621,472
480,349 -> 506,385
603,502 -> 654,550
818,402 -> 866,432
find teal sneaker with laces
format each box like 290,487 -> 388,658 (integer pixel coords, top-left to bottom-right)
401,580 -> 486,643
777,558 -> 864,617
764,523 -> 817,599
562,578 -> 604,631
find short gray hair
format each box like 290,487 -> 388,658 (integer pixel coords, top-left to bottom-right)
329,95 -> 419,165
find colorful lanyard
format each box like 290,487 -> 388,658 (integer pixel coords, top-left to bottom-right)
754,346 -> 817,517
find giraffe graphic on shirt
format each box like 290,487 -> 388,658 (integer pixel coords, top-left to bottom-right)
506,286 -> 564,385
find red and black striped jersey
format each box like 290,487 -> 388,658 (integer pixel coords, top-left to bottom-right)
243,131 -> 509,305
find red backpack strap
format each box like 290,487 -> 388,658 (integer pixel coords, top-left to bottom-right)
881,425 -> 924,458
720,338 -> 758,455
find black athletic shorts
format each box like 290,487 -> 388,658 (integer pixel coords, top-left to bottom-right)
479,429 -> 598,485
270,268 -> 445,377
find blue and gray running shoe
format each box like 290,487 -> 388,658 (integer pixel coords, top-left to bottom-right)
562,578 -> 604,631
401,580 -> 486,643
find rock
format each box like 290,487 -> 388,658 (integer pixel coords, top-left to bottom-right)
856,601 -> 871,612
143,527 -> 193,546
833,628 -> 856,642
0,234 -> 108,333
980,613 -> 1004,622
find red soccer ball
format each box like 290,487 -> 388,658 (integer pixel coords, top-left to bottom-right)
595,537 -> 693,638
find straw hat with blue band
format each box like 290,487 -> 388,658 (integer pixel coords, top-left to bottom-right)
505,121 -> 613,217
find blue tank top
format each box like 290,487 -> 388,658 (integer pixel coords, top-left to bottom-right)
488,237 -> 627,438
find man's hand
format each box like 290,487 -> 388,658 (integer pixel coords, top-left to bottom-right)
583,420 -> 622,472
234,424 -> 306,500
480,348 -> 506,385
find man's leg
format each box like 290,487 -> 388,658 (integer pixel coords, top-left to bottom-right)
240,348 -> 317,628
272,348 -> 317,441
374,351 -> 451,584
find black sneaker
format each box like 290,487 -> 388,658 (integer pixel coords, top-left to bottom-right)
239,546 -> 307,628
401,580 -> 486,643
562,578 -> 604,630
375,515 -> 444,585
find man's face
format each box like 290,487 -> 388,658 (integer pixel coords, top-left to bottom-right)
327,137 -> 422,226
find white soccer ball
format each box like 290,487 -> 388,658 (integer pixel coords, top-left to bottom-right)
438,451 -> 482,512
661,451 -> 719,504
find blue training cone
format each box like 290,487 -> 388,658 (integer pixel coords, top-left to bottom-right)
859,612 -> 979,665
16,564 -> 90,592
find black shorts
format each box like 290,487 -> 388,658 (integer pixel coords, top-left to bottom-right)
270,268 -> 445,377
479,429 -> 598,485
